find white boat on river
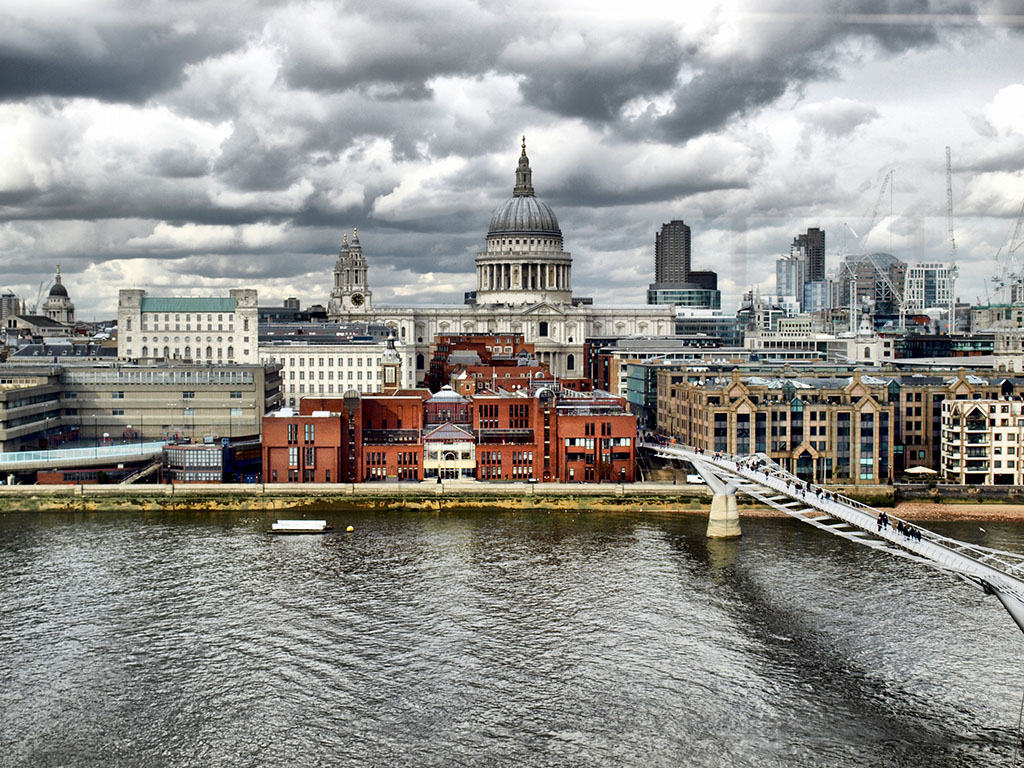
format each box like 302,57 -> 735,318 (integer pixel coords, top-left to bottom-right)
267,519 -> 331,535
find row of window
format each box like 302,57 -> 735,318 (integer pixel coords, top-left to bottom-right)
136,345 -> 242,360
288,370 -> 378,380
64,370 -> 254,385
271,356 -> 383,367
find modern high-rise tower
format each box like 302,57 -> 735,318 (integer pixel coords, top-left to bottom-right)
647,219 -> 719,309
655,220 -> 691,283
793,228 -> 825,283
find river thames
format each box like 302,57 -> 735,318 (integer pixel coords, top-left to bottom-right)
1,508 -> 1022,767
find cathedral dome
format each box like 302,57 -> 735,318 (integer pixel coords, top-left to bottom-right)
48,267 -> 68,298
486,137 -> 561,239
487,195 -> 561,238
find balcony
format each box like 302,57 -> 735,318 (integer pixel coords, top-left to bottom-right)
965,421 -> 988,432
361,429 -> 421,445
966,436 -> 990,445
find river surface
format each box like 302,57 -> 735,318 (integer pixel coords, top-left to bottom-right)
1,508 -> 1023,767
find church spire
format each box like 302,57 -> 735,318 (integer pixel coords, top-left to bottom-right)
513,135 -> 534,197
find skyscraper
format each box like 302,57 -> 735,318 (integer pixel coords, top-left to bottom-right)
647,219 -> 719,309
793,227 -> 825,283
655,220 -> 691,283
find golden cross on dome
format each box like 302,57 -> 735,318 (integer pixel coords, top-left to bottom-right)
521,135 -> 526,155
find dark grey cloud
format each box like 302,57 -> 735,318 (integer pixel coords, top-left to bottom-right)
512,32 -> 686,122
0,13 -> 243,103
641,1 -> 985,142
0,0 -> 1018,317
275,0 -> 505,96
148,145 -> 213,178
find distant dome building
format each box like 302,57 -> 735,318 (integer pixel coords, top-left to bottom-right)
475,137 -> 572,306
323,138 -> 675,379
42,266 -> 75,325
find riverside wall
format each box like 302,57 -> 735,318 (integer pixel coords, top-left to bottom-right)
0,481 -> 899,515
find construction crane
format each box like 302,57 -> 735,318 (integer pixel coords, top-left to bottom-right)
845,222 -> 909,330
992,198 -> 1024,304
945,146 -> 958,334
27,278 -> 52,314
867,169 -> 894,243
834,169 -> 911,333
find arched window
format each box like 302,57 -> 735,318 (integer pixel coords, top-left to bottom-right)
539,321 -> 549,337
141,346 -> 148,357
162,346 -> 169,359
566,353 -> 575,371
227,346 -> 234,359
206,346 -> 212,359
416,353 -> 425,370
864,346 -> 871,358
184,345 -> 191,359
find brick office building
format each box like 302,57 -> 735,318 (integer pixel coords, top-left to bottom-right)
261,384 -> 636,483
654,365 -> 1024,484
425,333 -> 534,391
262,408 -> 348,483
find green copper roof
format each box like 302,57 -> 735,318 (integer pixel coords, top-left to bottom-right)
140,297 -> 236,313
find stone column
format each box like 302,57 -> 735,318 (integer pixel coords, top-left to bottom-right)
707,491 -> 741,539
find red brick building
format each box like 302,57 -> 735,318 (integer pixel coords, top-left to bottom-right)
426,333 -> 534,390
261,384 -> 636,484
452,364 -> 547,396
262,408 -> 348,483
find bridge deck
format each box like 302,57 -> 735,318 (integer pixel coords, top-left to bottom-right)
0,442 -> 166,471
642,440 -> 1024,633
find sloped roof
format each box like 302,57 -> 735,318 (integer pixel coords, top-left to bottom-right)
423,422 -> 475,442
14,315 -> 64,328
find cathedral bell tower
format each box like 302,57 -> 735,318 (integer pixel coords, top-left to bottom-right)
328,228 -> 373,318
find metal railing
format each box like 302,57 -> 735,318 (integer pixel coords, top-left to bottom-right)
640,440 -> 1024,595
0,441 -> 166,467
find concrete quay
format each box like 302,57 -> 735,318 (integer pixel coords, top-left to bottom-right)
0,481 -> 899,515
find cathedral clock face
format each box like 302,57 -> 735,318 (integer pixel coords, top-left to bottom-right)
350,293 -> 364,306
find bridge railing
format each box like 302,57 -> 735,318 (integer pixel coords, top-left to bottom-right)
642,440 -> 1024,576
0,441 -> 167,468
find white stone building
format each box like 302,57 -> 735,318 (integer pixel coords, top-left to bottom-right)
118,289 -> 259,364
259,337 -> 415,407
326,140 -> 675,381
941,399 -> 1024,485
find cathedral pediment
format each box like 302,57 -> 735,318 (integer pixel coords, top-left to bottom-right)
520,301 -> 568,317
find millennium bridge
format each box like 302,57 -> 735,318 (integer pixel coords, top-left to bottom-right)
642,440 -> 1024,636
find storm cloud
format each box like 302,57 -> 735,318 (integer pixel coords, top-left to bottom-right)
0,0 -> 1021,317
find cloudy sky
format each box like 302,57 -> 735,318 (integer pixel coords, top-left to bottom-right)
2,0 -> 1023,319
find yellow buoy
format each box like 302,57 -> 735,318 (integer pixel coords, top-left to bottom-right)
346,525 -> 354,532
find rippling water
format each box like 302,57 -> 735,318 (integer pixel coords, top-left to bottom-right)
1,508 -> 1023,767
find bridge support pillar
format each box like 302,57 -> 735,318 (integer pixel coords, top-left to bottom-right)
707,491 -> 741,539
